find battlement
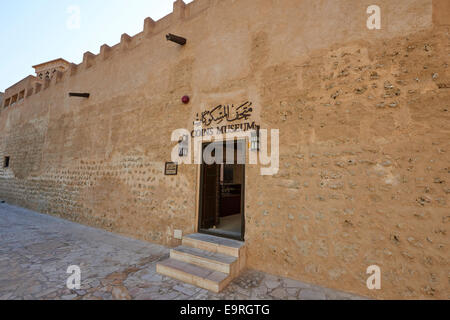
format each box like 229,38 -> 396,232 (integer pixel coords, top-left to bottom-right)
2,0 -> 211,108
2,0 -> 447,111
2,75 -> 39,109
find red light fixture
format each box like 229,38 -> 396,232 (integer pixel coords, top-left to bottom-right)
182,95 -> 190,104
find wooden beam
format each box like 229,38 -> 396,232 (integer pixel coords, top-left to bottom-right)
166,33 -> 187,46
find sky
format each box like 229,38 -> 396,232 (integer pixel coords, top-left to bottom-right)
0,0 -> 194,92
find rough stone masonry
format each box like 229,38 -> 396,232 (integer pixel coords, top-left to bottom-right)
0,0 -> 449,299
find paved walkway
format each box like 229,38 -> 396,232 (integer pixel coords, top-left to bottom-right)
0,203 -> 366,300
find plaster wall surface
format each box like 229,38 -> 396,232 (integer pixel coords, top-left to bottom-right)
0,0 -> 448,299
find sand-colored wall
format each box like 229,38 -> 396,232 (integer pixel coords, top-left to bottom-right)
0,0 -> 448,299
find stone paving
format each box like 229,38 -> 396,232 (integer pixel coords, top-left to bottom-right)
0,203 -> 367,300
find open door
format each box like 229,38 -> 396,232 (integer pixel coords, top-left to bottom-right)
200,162 -> 219,229
199,140 -> 245,241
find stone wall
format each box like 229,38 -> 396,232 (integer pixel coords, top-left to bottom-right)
247,27 -> 450,300
0,0 -> 448,299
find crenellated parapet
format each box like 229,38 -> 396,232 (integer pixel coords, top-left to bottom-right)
2,75 -> 39,109
144,17 -> 156,37
69,63 -> 78,76
100,44 -> 112,60
1,0 -> 212,108
82,52 -> 96,70
173,0 -> 187,19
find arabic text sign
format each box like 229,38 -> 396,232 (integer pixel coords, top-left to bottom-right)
194,101 -> 254,127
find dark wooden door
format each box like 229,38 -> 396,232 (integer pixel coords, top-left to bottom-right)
201,163 -> 219,229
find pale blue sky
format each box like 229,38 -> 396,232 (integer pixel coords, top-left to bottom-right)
0,0 -> 193,92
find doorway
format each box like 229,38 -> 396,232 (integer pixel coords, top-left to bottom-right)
198,140 -> 245,241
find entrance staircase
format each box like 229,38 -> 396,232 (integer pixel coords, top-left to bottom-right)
156,233 -> 246,293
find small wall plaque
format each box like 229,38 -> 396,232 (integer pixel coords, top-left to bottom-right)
165,162 -> 178,176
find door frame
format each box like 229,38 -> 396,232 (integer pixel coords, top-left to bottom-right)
197,140 -> 246,241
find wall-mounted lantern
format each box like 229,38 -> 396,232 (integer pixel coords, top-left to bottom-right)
178,134 -> 189,157
250,128 -> 260,151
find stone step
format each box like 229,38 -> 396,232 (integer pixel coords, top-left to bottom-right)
156,258 -> 232,293
171,245 -> 238,275
182,233 -> 245,258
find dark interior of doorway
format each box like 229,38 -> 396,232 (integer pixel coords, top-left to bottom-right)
199,140 -> 245,241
